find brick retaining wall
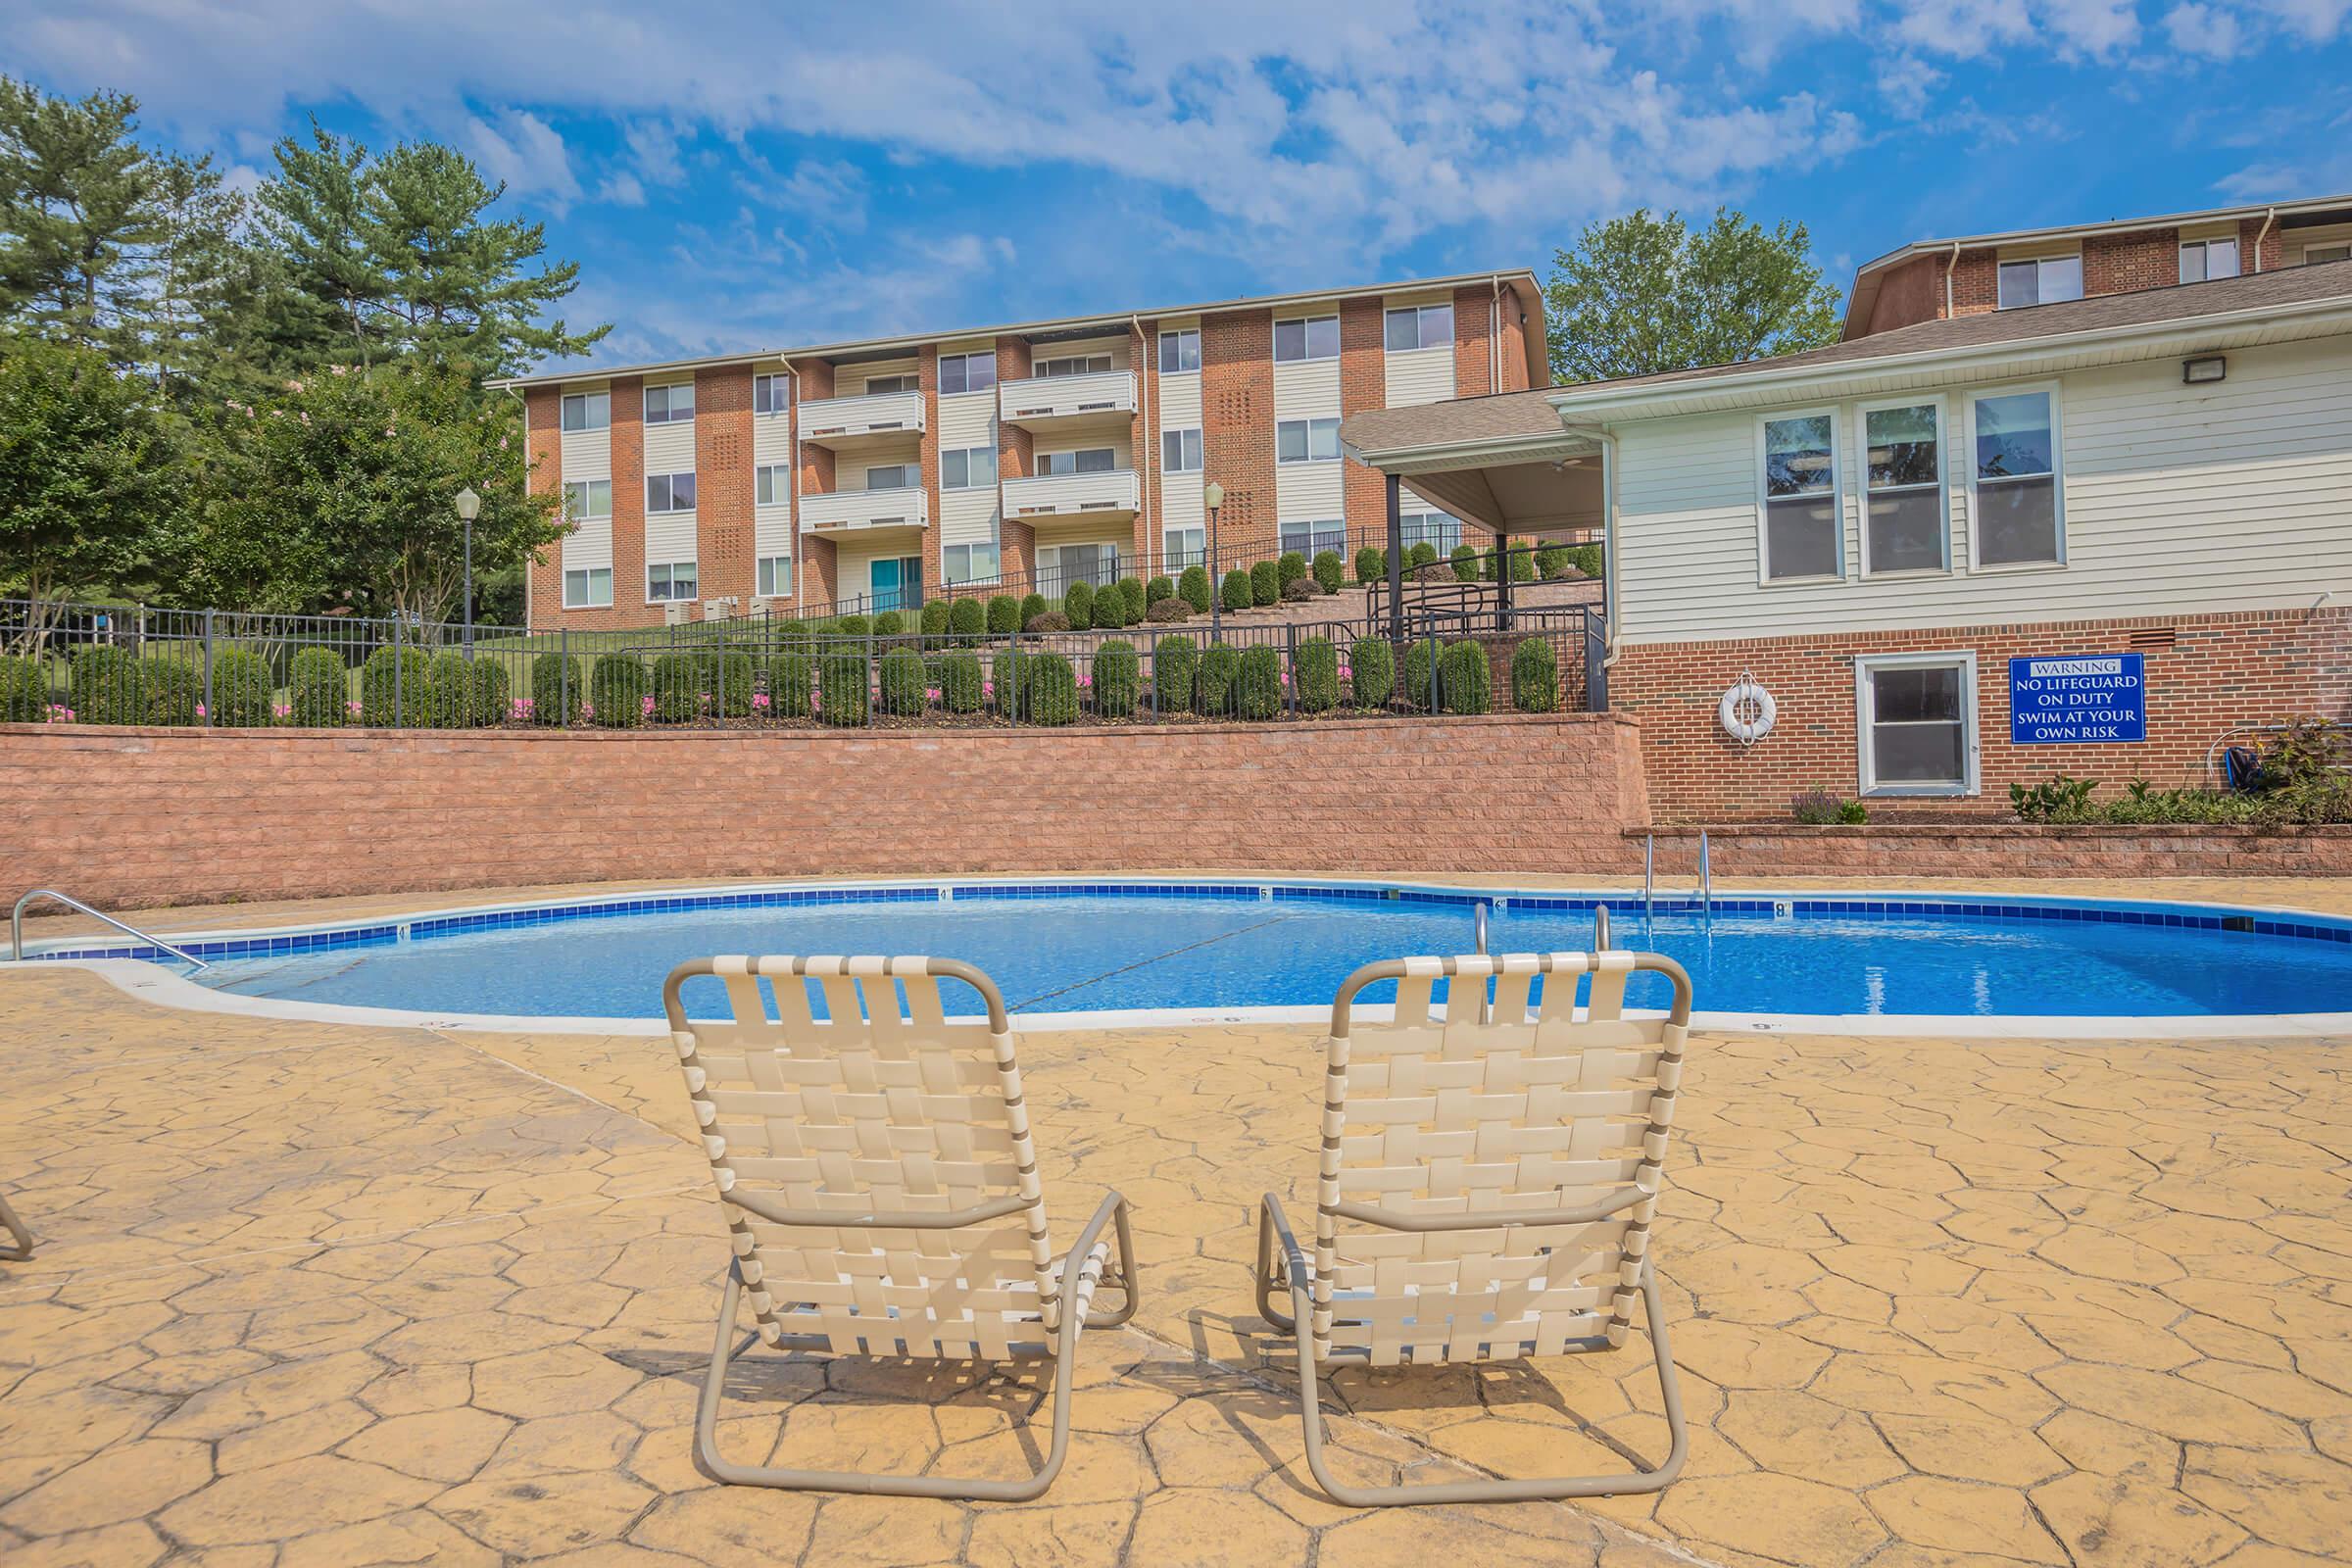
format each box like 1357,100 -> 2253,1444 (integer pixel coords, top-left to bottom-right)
1,714 -> 1650,910
1645,823 -> 2352,879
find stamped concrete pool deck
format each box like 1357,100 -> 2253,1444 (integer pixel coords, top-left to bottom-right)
4,873 -> 2351,1566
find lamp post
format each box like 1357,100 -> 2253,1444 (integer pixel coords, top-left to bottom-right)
455,486 -> 481,660
1202,479 -> 1225,641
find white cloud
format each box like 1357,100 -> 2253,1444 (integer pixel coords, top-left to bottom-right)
463,109 -> 581,210
1875,55 -> 1946,118
2165,1 -> 2246,55
2252,0 -> 2351,37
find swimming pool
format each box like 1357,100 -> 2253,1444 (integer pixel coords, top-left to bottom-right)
38,879 -> 2352,1029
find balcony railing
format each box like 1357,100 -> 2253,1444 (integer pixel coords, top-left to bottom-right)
800,486 -> 930,534
998,368 -> 1137,425
798,388 -> 925,446
1002,468 -> 1142,520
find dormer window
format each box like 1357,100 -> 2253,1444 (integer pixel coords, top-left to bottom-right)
1996,255 -> 2082,309
2180,237 -> 2239,283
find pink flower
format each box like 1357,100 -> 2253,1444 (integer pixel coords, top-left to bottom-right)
640,695 -> 655,714
194,704 -> 207,717
328,364 -> 347,376
45,704 -> 74,723
273,704 -> 290,718
286,379 -> 305,392
580,705 -> 595,718
752,693 -> 770,709
346,700 -> 361,714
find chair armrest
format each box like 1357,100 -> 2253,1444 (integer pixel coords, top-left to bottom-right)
1260,1193 -> 1312,1285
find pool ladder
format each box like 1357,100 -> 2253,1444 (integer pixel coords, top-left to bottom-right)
9,889 -> 210,970
1642,831 -> 1710,918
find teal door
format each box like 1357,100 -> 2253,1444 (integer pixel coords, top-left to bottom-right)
870,557 -> 922,612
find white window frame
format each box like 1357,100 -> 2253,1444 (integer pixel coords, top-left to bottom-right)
563,566 -> 612,609
1035,448 -> 1116,477
1279,518 -> 1346,557
1754,407 -> 1845,586
757,555 -> 793,598
1384,303 -> 1454,352
1158,328 -> 1200,374
562,478 -> 612,520
2302,241 -> 2352,267
1854,394 -> 1949,577
941,446 -> 997,490
646,472 -> 697,514
1996,254 -> 2083,310
644,382 -> 696,424
755,465 -> 791,507
942,540 -> 1002,585
2179,237 -> 2240,284
1276,416 -> 1342,465
1161,427 -> 1203,472
1162,524 -> 1204,567
1272,314 -> 1340,364
647,561 -> 699,604
863,373 -> 917,395
1854,650 -> 1979,799
1033,352 -> 1112,379
939,351 -> 997,395
560,391 -> 610,432
1398,511 -> 1462,553
1963,379 -> 2067,573
753,372 -> 791,416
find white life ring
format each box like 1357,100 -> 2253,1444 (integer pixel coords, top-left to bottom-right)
1719,679 -> 1777,745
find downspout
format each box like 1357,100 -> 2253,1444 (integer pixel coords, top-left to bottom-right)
2253,207 -> 2277,272
1942,241 -> 1961,319
504,383 -> 530,633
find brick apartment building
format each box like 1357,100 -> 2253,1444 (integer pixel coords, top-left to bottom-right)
1843,191 -> 2352,339
487,271 -> 1545,630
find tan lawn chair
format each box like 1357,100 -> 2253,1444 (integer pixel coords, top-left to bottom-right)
664,955 -> 1138,1500
1255,950 -> 1692,1506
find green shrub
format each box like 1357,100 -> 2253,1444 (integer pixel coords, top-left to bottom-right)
650,652 -> 708,722
878,647 -> 926,715
1095,639 -> 1140,717
771,618 -> 812,654
288,648 -> 348,727
920,599 -> 951,636
1196,643 -> 1241,715
1510,638 -> 1559,712
589,655 -> 646,727
1479,547 -> 1498,581
817,651 -> 868,725
142,656 -> 199,725
1792,787 -> 1867,825
1235,646 -> 1282,719
1018,593 -> 1047,629
1025,611 -> 1070,633
1117,576 -> 1147,625
1442,640 -> 1491,715
360,645 -> 430,727
1220,569 -> 1252,614
1297,636 -> 1339,713
1450,544 -> 1479,580
986,595 -> 1019,635
1537,545 -> 1570,579
1349,637 -> 1395,708
872,610 -> 905,636
1146,574 -> 1174,605
1146,596 -> 1191,624
1277,551 -> 1307,589
1250,559 -> 1279,607
837,613 -> 870,637
468,658 -> 512,726
528,652 -> 582,726
1354,546 -> 1385,585
1281,577 -> 1316,603
763,653 -> 812,717
948,597 -> 985,637
1312,551 -> 1344,595
996,648 -> 1032,716
1400,636 -> 1442,711
1563,543 -> 1602,578
204,646 -> 271,726
2011,774 -> 2098,822
421,651 -> 475,727
1153,634 -> 1197,713
939,651 -> 985,713
1511,550 -> 1537,582
1177,565 -> 1212,613
1064,580 -> 1096,630
1025,653 -> 1079,724
1406,541 -> 1438,571
0,653 -> 48,719
70,645 -> 142,724
713,652 -> 754,717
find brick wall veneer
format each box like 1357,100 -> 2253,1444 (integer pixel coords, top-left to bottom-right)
1,714 -> 1650,909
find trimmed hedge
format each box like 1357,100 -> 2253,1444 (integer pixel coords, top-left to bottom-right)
872,610 -> 906,636
920,599 -> 951,636
1116,576 -> 1147,625
1018,593 -> 1048,629
0,654 -> 47,719
1025,652 -> 1079,724
1450,544 -> 1479,580
879,647 -> 927,715
996,648 -> 1033,717
528,652 -> 582,727
949,597 -> 986,637
1312,551 -> 1344,595
1235,646 -> 1282,720
1178,564 -> 1212,613
838,613 -> 870,637
1297,636 -> 1339,712
986,595 -> 1019,635
1442,639 -> 1491,715
1354,546 -> 1385,585
1280,577 -> 1315,602
1146,574 -> 1174,605
1250,559 -> 1279,607
1349,636 -> 1395,707
144,656 -> 199,725
714,652 -> 755,717
287,648 -> 346,726
1511,638 -> 1559,712
1195,643 -> 1241,715
1025,611 -> 1070,633
650,651 -> 707,722
764,653 -> 813,717
816,652 -> 868,725
1153,634 -> 1197,713
939,651 -> 985,713
1146,596 -> 1191,623
1219,569 -> 1251,614
1277,551 -> 1307,588
210,647 -> 273,727
1065,580 -> 1097,629
590,655 -> 646,727
361,645 -> 431,727
1406,541 -> 1439,570
1400,636 -> 1442,712
1095,639 -> 1140,717
70,645 -> 142,724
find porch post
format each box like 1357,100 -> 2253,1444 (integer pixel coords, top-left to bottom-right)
1497,529 -> 1515,632
1385,473 -> 1403,643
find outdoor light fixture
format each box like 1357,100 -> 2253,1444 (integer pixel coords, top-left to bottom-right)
456,486 -> 482,658
1202,480 -> 1226,640
2181,355 -> 2227,384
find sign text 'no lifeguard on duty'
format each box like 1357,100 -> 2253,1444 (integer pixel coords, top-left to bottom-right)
2008,654 -> 2146,745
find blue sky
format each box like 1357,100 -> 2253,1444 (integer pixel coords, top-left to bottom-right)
9,1 -> 2349,372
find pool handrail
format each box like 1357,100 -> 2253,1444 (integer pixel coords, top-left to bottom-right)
10,889 -> 210,972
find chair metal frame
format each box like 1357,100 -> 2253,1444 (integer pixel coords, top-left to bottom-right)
0,1190 -> 31,1260
665,955 -> 1139,1500
1254,950 -> 1693,1506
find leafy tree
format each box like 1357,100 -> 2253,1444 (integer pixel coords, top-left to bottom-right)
0,78 -> 161,360
1545,207 -> 1840,383
146,154 -> 270,401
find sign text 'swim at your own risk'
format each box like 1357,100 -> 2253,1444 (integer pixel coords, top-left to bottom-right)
2008,654 -> 2146,744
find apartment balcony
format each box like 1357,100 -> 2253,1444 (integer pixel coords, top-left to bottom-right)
998,369 -> 1137,436
1003,468 -> 1141,525
799,486 -> 930,537
798,388 -> 926,451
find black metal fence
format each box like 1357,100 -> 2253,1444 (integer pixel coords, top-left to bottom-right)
1,597 -> 1604,731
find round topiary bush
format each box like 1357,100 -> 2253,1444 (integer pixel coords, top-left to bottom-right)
1018,593 -> 1048,629
878,647 -> 926,715
1565,543 -> 1602,578
1025,652 -> 1079,724
208,646 -> 274,726
1281,576 -> 1316,603
1312,551 -> 1344,595
1406,541 -> 1439,571
950,598 -> 986,637
1349,636 -> 1395,708
1354,545 -> 1385,586
1025,611 -> 1070,633
361,645 -> 431,727
1277,551 -> 1307,589
1450,544 -> 1479,581
938,651 -> 985,713
1117,577 -> 1147,626
1412,559 -> 1454,583
1146,574 -> 1173,605
143,655 -> 199,725
1195,643 -> 1241,715
872,610 -> 905,636
1400,636 -> 1443,712
713,651 -> 755,717
1250,559 -> 1280,607
1220,569 -> 1252,614
1094,639 -> 1139,717
1537,545 -> 1569,579
70,645 -> 142,724
1297,636 -> 1339,713
425,651 -> 472,727
1146,596 -> 1191,623
1177,565 -> 1212,614
286,647 -> 348,726
995,648 -> 1031,717
1063,580 -> 1096,630
1510,550 -> 1538,583
1152,634 -> 1197,713
651,651 -> 708,722
1442,640 -> 1492,714
987,595 -> 1019,635
528,652 -> 582,726
837,613 -> 870,637
920,599 -> 951,636
0,653 -> 49,720
817,651 -> 868,725
467,658 -> 512,727
1235,646 -> 1282,719
1511,637 -> 1559,712
590,655 -> 647,728
763,653 -> 812,717
772,618 -> 812,653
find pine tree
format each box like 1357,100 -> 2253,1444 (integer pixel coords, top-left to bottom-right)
254,122 -> 386,368
145,154 -> 269,401
0,77 -> 163,361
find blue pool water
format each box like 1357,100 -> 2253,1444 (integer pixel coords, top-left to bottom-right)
160,883 -> 2352,1020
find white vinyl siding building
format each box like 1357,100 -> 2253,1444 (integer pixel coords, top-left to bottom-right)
1273,312 -> 1345,549
1382,291 -> 1456,407
558,380 -> 614,602
1155,318 -> 1206,564
937,341 -> 1001,581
